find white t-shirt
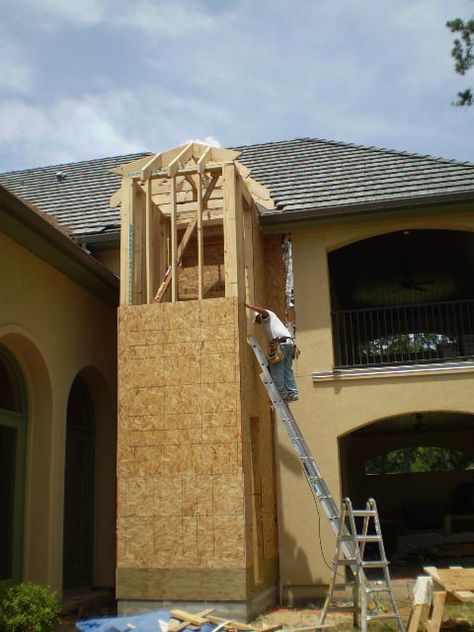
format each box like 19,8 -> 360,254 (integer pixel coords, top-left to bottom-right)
257,309 -> 293,341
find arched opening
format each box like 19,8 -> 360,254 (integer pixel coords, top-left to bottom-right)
0,345 -> 27,583
329,229 -> 474,367
63,375 -> 95,589
340,412 -> 474,562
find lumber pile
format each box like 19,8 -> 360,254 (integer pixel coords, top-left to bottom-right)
168,609 -> 282,632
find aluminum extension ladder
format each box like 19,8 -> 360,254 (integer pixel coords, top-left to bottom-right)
247,337 -> 405,632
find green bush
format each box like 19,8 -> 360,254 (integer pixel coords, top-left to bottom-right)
0,582 -> 61,632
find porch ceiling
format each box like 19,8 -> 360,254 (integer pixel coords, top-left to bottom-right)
329,229 -> 474,309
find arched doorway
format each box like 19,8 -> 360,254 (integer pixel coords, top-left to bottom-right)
0,345 -> 27,583
340,412 -> 474,559
63,376 -> 95,589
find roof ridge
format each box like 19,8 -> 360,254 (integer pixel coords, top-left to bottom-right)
302,136 -> 474,168
2,137 -> 473,176
233,137 -> 309,151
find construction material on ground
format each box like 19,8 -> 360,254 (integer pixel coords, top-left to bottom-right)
75,608 -> 284,632
423,567 -> 474,601
404,566 -> 474,632
248,337 -> 405,632
169,609 -> 268,631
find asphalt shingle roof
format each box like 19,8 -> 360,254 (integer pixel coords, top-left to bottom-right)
1,138 -> 473,239
0,152 -> 151,239
237,138 -> 474,220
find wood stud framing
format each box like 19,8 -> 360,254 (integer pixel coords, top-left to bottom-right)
145,177 -> 153,303
197,173 -> 204,299
170,174 -> 178,302
117,143 -> 266,306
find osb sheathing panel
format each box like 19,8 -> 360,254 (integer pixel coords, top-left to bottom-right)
117,297 -> 246,573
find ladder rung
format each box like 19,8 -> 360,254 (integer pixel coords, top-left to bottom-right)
351,510 -> 377,517
339,534 -> 381,543
361,560 -> 389,568
366,585 -> 390,593
356,535 -> 382,542
367,613 -> 399,621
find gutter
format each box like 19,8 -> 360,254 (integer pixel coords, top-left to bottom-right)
259,190 -> 474,226
0,184 -> 119,305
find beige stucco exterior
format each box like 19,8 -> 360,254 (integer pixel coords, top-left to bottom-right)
0,225 -> 117,596
275,206 -> 474,602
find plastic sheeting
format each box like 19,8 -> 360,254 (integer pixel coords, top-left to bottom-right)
76,610 -> 219,632
76,610 -> 170,632
282,235 -> 294,309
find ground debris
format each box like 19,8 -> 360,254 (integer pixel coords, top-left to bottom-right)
169,608 -> 276,632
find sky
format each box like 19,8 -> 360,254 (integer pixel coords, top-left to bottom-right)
0,0 -> 473,173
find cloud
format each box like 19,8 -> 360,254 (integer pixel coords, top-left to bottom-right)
15,0 -> 220,35
15,0 -> 106,25
0,38 -> 34,93
0,88 -> 228,170
184,136 -> 221,147
1,0 -> 473,170
116,1 -> 218,36
0,94 -> 144,168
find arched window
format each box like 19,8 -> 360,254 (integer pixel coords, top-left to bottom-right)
0,345 -> 27,583
365,446 -> 474,475
63,376 -> 95,589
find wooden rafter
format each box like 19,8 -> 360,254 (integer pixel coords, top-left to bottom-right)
197,146 -> 211,174
167,143 -> 195,177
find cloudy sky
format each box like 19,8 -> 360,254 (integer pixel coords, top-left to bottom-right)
0,0 -> 473,172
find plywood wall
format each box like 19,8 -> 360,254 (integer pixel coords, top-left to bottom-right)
117,296 -> 277,604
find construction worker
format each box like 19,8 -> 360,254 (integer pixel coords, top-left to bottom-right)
245,303 -> 298,402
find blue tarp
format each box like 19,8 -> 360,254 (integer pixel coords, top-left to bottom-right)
75,610 -> 218,632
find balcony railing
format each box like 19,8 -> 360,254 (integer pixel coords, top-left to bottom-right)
332,299 -> 474,368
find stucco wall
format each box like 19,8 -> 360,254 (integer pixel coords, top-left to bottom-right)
0,231 -> 117,594
276,209 -> 474,602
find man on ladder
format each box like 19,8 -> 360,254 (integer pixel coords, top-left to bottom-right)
246,316 -> 405,631
245,303 -> 299,402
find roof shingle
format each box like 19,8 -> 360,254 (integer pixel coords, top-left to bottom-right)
1,138 -> 473,238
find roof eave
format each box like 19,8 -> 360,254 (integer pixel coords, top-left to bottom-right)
259,190 -> 474,226
0,185 -> 119,305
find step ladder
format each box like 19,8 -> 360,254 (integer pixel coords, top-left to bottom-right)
319,497 -> 404,632
247,337 -> 405,632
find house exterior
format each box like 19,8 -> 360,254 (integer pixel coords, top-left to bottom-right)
0,183 -> 118,593
1,138 -> 473,618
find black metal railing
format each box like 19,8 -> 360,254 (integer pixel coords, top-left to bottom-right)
332,299 -> 474,368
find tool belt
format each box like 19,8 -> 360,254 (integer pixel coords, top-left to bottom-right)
267,339 -> 284,364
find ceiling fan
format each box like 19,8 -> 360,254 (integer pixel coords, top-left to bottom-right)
390,267 -> 436,293
397,277 -> 436,292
